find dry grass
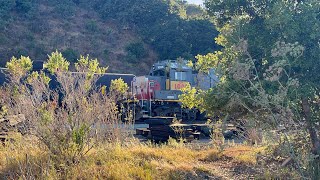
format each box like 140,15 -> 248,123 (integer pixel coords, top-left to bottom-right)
0,135 -> 272,180
200,145 -> 266,165
223,145 -> 267,165
0,134 -> 55,180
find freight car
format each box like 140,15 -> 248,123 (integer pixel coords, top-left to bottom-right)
0,62 -> 135,91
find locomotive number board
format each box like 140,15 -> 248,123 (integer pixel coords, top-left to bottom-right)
170,81 -> 188,90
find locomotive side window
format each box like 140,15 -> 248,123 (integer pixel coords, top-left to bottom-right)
153,70 -> 165,76
175,72 -> 187,81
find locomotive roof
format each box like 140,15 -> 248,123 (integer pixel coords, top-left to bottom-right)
152,60 -> 192,71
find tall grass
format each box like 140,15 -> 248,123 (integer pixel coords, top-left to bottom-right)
1,134 -> 271,179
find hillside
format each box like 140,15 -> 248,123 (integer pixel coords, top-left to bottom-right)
0,0 -> 218,75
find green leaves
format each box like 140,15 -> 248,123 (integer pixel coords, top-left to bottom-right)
203,0 -> 320,95
44,50 -> 70,74
96,0 -> 218,60
0,0 -> 15,19
6,55 -> 33,78
26,71 -> 51,85
110,78 -> 129,95
38,103 -> 54,125
179,83 -> 200,109
75,55 -> 108,79
125,41 -> 147,62
72,124 -> 89,148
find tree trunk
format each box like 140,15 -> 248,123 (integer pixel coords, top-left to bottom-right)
302,97 -> 320,155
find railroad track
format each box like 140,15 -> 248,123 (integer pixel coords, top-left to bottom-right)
135,117 -> 239,143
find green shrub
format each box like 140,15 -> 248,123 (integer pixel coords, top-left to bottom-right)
0,0 -> 15,20
85,20 -> 98,32
15,0 -> 33,14
110,78 -> 129,96
54,3 -> 76,18
44,50 -> 70,74
62,48 -> 79,63
125,41 -> 146,62
5,55 -> 32,79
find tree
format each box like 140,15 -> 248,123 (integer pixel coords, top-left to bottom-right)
125,41 -> 147,62
15,0 -> 33,14
188,0 -> 320,177
95,0 -> 218,60
0,0 -> 15,20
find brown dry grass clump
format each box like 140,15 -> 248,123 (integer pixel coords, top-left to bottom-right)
0,135 -> 272,180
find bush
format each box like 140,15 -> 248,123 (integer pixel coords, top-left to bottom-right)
125,41 -> 146,62
54,3 -> 76,18
0,0 -> 15,21
5,55 -> 32,82
62,48 -> 79,63
44,50 -> 70,74
15,0 -> 33,14
110,78 -> 128,96
85,20 -> 98,33
103,48 -> 110,61
3,53 -> 130,172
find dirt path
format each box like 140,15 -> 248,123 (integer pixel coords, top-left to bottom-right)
192,160 -> 258,180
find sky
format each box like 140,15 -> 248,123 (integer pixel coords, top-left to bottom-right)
186,0 -> 204,5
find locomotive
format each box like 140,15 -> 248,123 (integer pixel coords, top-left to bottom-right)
129,60 -> 217,121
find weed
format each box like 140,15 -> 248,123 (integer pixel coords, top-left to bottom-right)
202,149 -> 222,162
223,145 -> 266,165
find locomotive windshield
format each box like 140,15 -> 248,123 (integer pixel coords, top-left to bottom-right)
174,71 -> 187,81
153,70 -> 165,76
